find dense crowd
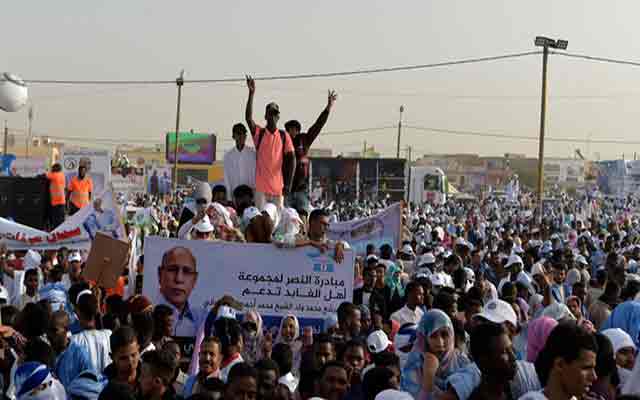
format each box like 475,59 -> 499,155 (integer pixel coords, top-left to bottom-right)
4,179 -> 640,400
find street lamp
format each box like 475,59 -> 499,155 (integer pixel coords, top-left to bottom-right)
172,70 -> 184,196
396,105 -> 404,159
534,36 -> 567,224
0,73 -> 29,158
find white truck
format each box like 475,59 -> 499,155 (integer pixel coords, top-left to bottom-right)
409,166 -> 448,206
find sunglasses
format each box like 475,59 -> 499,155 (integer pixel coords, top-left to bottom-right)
196,199 -> 208,205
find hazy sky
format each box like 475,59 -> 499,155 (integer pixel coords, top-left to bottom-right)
4,1 -> 640,160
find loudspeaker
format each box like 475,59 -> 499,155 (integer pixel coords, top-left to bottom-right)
0,176 -> 49,230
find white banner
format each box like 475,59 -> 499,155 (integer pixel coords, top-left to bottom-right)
111,165 -> 146,194
327,202 -> 402,255
62,149 -> 111,196
9,158 -> 47,177
0,190 -> 126,250
142,237 -> 354,331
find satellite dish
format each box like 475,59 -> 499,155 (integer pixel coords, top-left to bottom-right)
0,73 -> 28,112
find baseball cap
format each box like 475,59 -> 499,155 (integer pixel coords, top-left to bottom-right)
417,253 -> 436,267
400,244 -> 415,256
68,252 -> 82,263
473,299 -> 518,327
367,330 -> 391,354
194,215 -> 214,233
575,255 -> 589,266
505,254 -> 523,269
531,262 -> 546,277
243,207 -> 261,223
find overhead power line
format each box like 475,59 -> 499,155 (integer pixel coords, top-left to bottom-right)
404,125 -> 640,145
552,51 -> 640,68
23,51 -> 541,85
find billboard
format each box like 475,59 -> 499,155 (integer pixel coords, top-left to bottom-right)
165,132 -> 216,164
62,149 -> 111,196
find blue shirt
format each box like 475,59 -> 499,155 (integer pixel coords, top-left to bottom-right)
55,342 -> 95,387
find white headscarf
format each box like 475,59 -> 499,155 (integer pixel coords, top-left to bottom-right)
276,314 -> 300,344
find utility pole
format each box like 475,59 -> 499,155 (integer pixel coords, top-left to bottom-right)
396,105 -> 404,158
3,120 -> 7,158
405,145 -> 413,202
534,36 -> 567,225
26,105 -> 33,159
172,70 -> 185,196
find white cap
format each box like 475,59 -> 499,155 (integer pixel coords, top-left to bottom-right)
194,215 -> 214,233
375,389 -> 413,400
367,330 -> 391,354
262,203 -> 280,227
68,252 -> 82,263
576,255 -> 588,266
531,262 -> 546,277
417,253 -> 436,266
400,244 -> 415,256
602,328 -> 637,353
243,206 -> 261,222
366,254 -> 379,263
23,250 -> 41,271
455,237 -> 468,247
474,299 -> 518,327
505,254 -> 523,269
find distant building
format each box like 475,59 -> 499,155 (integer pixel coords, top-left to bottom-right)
309,148 -> 333,157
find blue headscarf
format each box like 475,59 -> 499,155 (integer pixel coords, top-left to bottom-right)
15,362 -> 66,400
38,282 -> 68,312
601,300 -> 640,347
384,263 -> 405,298
66,371 -> 106,400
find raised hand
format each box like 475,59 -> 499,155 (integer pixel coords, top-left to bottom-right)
327,90 -> 337,109
246,75 -> 256,94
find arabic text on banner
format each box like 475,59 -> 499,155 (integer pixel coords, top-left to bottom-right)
0,190 -> 126,250
142,237 -> 354,332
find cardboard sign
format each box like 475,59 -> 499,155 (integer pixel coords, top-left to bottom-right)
83,232 -> 130,288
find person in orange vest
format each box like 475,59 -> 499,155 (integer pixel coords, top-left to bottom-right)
46,163 -> 66,228
66,164 -> 93,216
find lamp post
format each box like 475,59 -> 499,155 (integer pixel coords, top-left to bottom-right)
396,105 -> 404,158
534,36 -> 567,224
172,70 -> 184,196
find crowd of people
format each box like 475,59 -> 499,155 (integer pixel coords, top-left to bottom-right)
4,75 -> 638,400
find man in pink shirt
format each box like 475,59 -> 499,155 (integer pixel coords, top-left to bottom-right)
245,75 -> 296,210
